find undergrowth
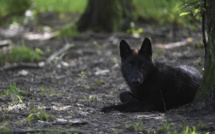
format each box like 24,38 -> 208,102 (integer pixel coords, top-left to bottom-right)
34,0 -> 87,13
0,45 -> 41,64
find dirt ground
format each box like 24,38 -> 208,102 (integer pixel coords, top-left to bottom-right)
0,14 -> 215,134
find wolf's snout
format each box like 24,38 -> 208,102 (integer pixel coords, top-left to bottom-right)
131,78 -> 141,85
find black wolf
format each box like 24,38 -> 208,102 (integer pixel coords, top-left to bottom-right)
101,38 -> 202,112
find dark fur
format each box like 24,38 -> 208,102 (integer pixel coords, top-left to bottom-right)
101,38 -> 202,112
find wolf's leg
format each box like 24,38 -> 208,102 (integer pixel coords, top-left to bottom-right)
101,101 -> 155,112
119,91 -> 137,102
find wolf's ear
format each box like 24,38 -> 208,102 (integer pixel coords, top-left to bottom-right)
120,40 -> 132,61
138,38 -> 152,58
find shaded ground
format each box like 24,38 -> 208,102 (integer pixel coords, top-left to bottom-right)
0,14 -> 214,134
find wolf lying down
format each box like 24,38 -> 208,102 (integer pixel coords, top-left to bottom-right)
101,38 -> 202,112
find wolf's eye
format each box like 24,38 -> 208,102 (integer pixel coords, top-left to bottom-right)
127,63 -> 132,69
141,64 -> 144,68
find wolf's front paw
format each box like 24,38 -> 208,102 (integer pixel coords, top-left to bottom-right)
101,106 -> 114,113
120,91 -> 137,102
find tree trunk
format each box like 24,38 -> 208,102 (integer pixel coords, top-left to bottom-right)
77,0 -> 135,32
195,0 -> 215,108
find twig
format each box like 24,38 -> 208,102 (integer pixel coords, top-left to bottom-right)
0,40 -> 10,48
0,62 -> 44,71
46,43 -> 72,64
6,129 -> 84,134
155,38 -> 195,49
0,97 -> 6,102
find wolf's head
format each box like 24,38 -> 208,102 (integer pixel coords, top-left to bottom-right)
120,38 -> 154,87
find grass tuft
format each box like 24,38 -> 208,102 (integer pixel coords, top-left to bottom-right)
0,45 -> 41,64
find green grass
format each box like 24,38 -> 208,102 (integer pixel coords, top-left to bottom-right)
34,0 -> 87,13
40,85 -> 55,95
1,82 -> 29,97
0,45 -> 41,64
123,120 -> 210,134
0,82 -> 28,105
34,0 -> 188,25
27,108 -> 56,123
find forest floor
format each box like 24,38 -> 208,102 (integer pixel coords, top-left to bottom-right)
0,13 -> 215,134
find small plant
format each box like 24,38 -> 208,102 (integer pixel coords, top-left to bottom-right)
50,88 -> 55,94
79,71 -> 85,79
27,108 -> 56,124
81,95 -> 89,102
95,80 -> 103,86
110,127 -> 122,132
80,95 -> 98,102
40,85 -> 46,95
1,82 -> 27,104
35,48 -> 44,54
126,120 -> 144,132
40,85 -> 55,95
84,85 -> 91,89
124,120 -> 131,128
112,57 -> 117,62
79,71 -> 91,89
3,82 -> 20,97
156,120 -> 170,133
126,22 -> 143,35
0,107 -> 10,119
57,93 -> 62,96
153,48 -> 163,59
133,120 -> 144,131
196,60 -> 203,66
194,43 -> 204,49
93,41 -> 103,48
184,126 -> 198,134
197,120 -> 207,131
